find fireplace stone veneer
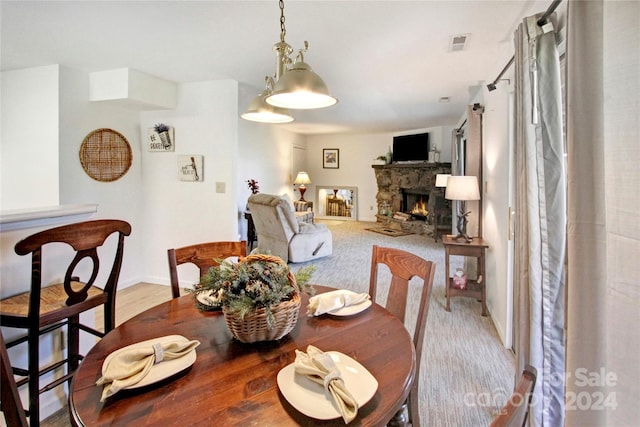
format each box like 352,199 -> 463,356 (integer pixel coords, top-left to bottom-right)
372,162 -> 452,227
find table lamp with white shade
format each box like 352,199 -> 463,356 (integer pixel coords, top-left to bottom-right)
445,175 -> 480,243
294,171 -> 311,201
435,174 -> 451,188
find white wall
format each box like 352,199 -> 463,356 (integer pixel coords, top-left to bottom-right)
1,65 -> 59,210
306,126 -> 453,222
0,65 -> 145,295
139,80 -> 240,286
481,83 -> 513,348
452,86 -> 513,349
58,65 -> 144,288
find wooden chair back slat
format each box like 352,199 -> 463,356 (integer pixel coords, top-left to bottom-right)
167,241 -> 247,299
368,245 -> 435,427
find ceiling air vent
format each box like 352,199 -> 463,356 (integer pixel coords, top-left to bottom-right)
449,34 -> 469,52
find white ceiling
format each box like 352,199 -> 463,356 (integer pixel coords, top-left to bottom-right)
1,0 -> 551,135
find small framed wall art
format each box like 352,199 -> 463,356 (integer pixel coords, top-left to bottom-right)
178,155 -> 203,181
147,123 -> 175,152
323,148 -> 339,169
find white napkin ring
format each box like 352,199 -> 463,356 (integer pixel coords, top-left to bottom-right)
323,370 -> 341,391
153,342 -> 164,364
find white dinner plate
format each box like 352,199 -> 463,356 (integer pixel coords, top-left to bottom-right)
328,300 -> 372,316
101,335 -> 197,390
277,351 -> 378,420
195,290 -> 221,308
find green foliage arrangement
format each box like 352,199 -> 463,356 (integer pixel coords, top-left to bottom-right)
194,254 -> 315,328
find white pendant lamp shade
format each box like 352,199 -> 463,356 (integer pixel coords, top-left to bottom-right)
241,90 -> 294,123
266,62 -> 338,110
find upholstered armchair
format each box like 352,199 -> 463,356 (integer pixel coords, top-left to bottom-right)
247,193 -> 332,263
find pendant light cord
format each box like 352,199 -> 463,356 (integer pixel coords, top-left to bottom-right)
279,0 -> 286,43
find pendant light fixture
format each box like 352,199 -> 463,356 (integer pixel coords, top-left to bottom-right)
241,77 -> 294,123
241,0 -> 337,123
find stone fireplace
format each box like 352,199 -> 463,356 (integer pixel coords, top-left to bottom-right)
372,162 -> 451,234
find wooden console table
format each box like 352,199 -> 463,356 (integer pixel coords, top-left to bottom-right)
443,235 -> 489,316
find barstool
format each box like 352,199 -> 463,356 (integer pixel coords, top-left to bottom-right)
0,219 -> 131,426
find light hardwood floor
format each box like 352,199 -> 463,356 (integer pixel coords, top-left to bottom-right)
95,282 -> 183,330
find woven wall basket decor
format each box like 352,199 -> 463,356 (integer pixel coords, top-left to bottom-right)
79,128 -> 132,182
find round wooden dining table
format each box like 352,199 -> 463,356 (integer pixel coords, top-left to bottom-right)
69,286 -> 415,426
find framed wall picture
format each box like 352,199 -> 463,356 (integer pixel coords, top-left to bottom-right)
147,124 -> 175,152
323,148 -> 339,169
178,155 -> 203,181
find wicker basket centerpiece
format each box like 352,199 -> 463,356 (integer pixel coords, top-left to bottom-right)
195,253 -> 315,343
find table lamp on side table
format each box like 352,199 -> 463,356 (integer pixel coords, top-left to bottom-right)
445,175 -> 480,243
435,174 -> 451,188
294,171 -> 311,201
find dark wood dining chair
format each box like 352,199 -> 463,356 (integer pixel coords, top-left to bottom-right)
1,330 -> 29,427
0,219 -> 131,427
368,245 -> 435,427
167,241 -> 247,298
490,365 -> 537,427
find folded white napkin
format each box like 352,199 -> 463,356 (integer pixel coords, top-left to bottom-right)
96,337 -> 200,401
307,290 -> 370,316
294,345 -> 358,424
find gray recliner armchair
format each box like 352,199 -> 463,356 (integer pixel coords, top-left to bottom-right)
247,193 -> 332,263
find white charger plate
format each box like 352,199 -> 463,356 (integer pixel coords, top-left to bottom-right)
277,351 -> 378,420
195,290 -> 221,308
328,300 -> 372,316
101,335 -> 196,390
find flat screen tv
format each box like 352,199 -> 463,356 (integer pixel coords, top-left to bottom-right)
392,132 -> 430,163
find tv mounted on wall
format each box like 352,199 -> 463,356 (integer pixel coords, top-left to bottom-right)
392,132 -> 430,163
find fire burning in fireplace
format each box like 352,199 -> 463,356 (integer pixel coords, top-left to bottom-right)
410,197 -> 429,217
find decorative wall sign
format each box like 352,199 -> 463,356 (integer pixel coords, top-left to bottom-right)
79,128 -> 132,182
147,123 -> 175,152
178,155 -> 203,181
323,148 -> 339,169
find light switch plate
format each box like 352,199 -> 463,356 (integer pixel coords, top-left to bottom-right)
216,182 -> 226,193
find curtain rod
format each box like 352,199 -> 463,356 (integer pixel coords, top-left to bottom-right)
456,118 -> 467,134
486,0 -> 563,91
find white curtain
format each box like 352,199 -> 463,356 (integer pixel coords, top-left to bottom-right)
513,13 -> 566,427
566,1 -> 640,425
